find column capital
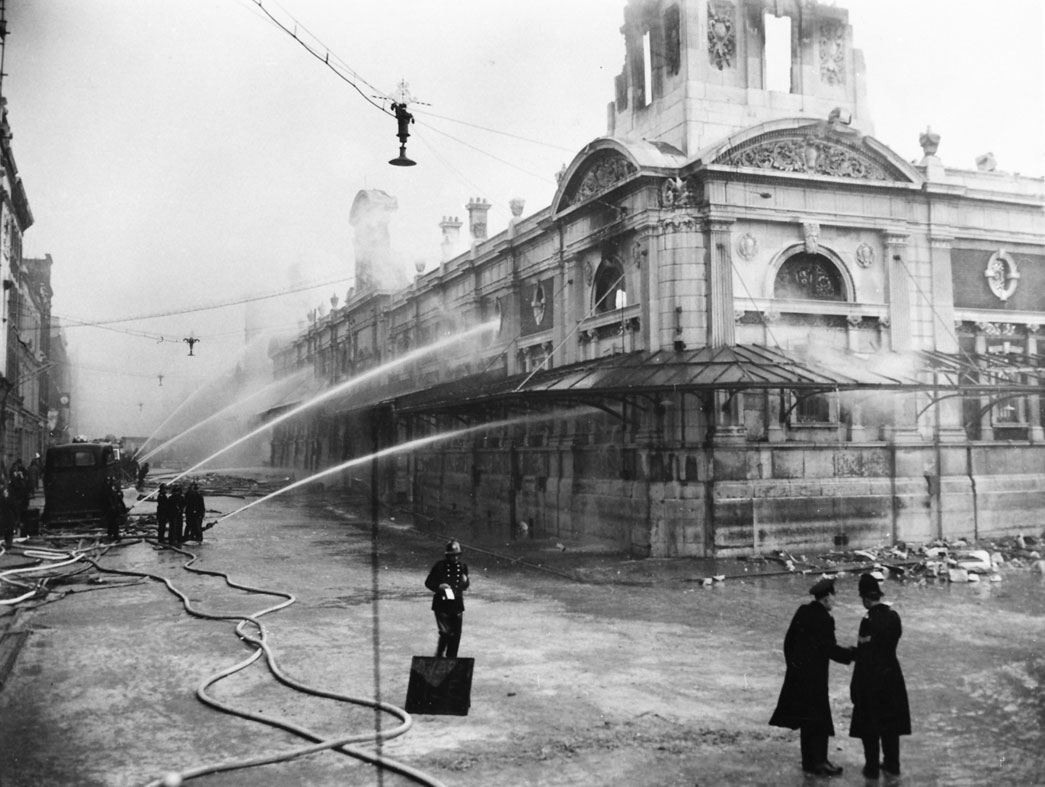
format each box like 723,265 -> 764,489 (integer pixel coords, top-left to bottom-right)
883,231 -> 910,247
930,235 -> 954,249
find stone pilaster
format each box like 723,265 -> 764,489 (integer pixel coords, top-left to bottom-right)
884,232 -> 911,352
704,218 -> 735,347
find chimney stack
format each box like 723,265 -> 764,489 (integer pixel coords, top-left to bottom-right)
440,215 -> 463,261
466,197 -> 491,244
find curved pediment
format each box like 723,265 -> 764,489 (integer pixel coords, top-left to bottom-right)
552,138 -> 687,216
706,120 -> 921,184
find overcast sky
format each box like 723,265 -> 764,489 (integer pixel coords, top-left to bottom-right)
4,0 -> 1043,440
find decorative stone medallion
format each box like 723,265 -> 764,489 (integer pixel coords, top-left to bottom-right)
984,250 -> 1020,302
855,242 -> 875,268
736,232 -> 758,260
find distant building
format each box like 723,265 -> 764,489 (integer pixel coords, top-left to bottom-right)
0,95 -> 55,468
269,0 -> 1045,556
47,315 -> 72,444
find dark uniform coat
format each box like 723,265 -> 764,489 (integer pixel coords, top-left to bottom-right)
849,603 -> 911,738
424,558 -> 469,612
770,600 -> 853,735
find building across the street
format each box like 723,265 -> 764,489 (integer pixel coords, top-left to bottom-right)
268,0 -> 1045,557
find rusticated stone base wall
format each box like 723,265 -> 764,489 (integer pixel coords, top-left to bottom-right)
374,437 -> 1045,558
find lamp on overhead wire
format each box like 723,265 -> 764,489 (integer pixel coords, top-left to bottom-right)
388,101 -> 416,166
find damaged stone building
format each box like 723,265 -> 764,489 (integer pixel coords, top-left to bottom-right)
268,0 -> 1045,557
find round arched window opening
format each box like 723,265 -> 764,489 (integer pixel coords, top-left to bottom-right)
593,258 -> 627,313
774,253 -> 847,301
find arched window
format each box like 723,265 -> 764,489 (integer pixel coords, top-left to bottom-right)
594,258 -> 627,313
774,253 -> 847,301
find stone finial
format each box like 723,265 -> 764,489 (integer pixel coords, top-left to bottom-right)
919,126 -> 940,159
508,198 -> 525,240
330,293 -> 339,309
975,152 -> 997,172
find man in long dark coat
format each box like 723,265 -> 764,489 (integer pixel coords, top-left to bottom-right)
155,484 -> 171,543
183,482 -> 206,543
168,484 -> 185,545
424,539 -> 470,658
770,577 -> 854,777
849,573 -> 911,779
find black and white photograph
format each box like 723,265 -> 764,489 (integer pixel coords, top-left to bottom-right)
0,1 -> 1042,785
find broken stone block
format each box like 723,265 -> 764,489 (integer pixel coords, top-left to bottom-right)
958,550 -> 992,573
947,568 -> 970,583
1031,561 -> 1045,575
989,574 -> 1002,582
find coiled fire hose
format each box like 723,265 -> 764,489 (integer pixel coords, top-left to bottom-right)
88,542 -> 448,787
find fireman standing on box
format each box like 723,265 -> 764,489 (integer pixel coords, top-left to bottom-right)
425,539 -> 470,658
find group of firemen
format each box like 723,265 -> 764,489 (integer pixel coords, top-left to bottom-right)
154,482 -> 206,545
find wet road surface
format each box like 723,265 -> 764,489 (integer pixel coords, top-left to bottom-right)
0,492 -> 1043,786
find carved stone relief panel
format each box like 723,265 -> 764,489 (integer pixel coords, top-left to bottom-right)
819,22 -> 846,85
560,151 -> 637,209
707,1 -> 736,71
720,133 -> 894,180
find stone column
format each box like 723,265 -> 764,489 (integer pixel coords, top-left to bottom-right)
1027,326 -> 1044,442
928,235 -> 966,439
975,332 -> 994,441
704,218 -> 744,443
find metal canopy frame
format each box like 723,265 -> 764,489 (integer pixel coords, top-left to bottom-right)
388,344 -> 927,417
300,345 -> 1045,423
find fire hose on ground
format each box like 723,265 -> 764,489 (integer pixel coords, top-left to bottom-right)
86,541 -> 448,787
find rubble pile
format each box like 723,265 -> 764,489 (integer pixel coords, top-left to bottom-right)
737,531 -> 1045,586
143,473 -> 291,498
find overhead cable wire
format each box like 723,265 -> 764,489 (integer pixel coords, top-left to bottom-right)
60,276 -> 354,328
413,107 -> 576,153
416,122 -> 556,185
244,0 -> 392,116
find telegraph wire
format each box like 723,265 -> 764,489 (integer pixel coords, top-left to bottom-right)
239,0 -> 574,185
413,107 -> 576,154
416,122 -> 556,186
242,0 -> 393,117
58,276 -> 354,329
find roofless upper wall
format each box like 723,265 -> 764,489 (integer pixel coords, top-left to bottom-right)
608,0 -> 872,157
